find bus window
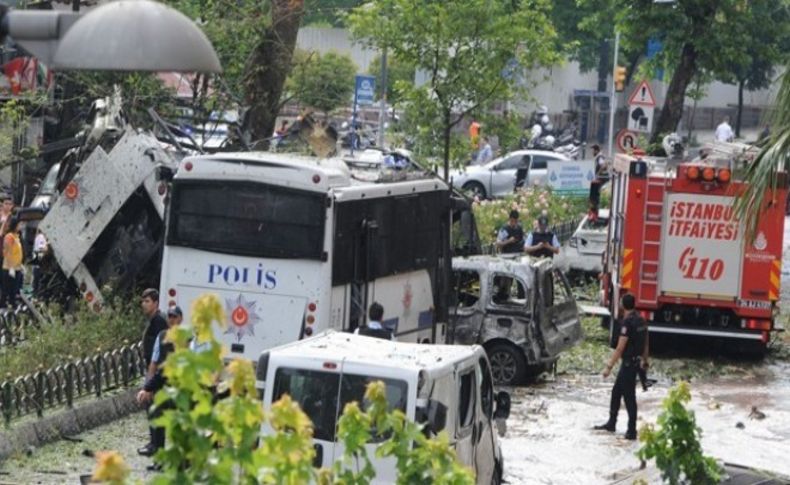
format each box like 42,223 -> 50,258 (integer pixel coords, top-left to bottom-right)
167,181 -> 326,259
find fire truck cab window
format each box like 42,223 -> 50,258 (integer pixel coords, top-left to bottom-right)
491,275 -> 527,307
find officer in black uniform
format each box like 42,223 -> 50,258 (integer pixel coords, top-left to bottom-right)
594,293 -> 649,440
495,210 -> 525,254
137,288 -> 167,457
524,215 -> 560,258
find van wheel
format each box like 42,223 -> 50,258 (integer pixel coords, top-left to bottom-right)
487,343 -> 526,386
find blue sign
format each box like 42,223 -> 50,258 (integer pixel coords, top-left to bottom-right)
646,38 -> 664,81
354,75 -> 376,106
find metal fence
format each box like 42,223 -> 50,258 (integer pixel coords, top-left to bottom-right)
481,217 -> 582,255
0,306 -> 38,347
1,342 -> 145,426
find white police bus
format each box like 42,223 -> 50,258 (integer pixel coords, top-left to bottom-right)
158,152 -> 453,362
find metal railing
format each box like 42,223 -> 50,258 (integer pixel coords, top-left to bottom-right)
1,342 -> 145,426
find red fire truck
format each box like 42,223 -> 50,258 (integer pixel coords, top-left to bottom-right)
600,154 -> 787,351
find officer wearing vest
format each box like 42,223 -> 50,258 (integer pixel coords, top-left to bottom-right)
354,302 -> 394,340
495,210 -> 525,254
595,294 -> 649,440
524,215 -> 560,258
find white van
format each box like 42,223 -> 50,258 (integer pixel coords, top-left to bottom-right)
256,331 -> 511,484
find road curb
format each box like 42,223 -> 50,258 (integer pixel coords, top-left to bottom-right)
0,387 -> 143,462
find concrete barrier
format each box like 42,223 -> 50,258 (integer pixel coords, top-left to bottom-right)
0,388 -> 143,462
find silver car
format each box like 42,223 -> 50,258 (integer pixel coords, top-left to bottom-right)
450,149 -> 569,199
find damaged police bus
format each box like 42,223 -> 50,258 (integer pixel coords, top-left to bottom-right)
158,152 -> 454,362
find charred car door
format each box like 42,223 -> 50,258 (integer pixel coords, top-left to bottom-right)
449,269 -> 486,344
536,265 -> 583,359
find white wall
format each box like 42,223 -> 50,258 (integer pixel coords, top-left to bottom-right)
297,27 -> 780,112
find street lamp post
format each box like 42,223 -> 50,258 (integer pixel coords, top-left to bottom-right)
0,0 -> 221,73
606,31 -> 620,158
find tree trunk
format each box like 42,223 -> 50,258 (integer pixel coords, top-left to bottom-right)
651,42 -> 697,143
596,39 -> 609,93
241,0 -> 305,148
442,110 -> 452,181
735,78 -> 744,138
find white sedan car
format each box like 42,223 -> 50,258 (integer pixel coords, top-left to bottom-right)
558,209 -> 610,274
450,150 -> 569,199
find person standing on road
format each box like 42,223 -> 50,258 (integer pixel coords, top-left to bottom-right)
1,218 -> 24,308
524,215 -> 560,259
354,302 -> 393,340
496,210 -> 525,254
137,288 -> 168,458
476,136 -> 493,165
715,116 -> 734,142
595,293 -> 649,440
137,305 -> 183,469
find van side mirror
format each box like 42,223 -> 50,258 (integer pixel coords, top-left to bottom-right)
494,391 -> 511,420
417,399 -> 447,436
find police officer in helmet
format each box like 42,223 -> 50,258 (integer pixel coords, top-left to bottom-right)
495,210 -> 525,254
524,215 -> 560,258
594,293 -> 649,440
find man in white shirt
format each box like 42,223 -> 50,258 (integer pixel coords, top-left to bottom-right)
715,117 -> 734,142
354,302 -> 393,340
476,137 -> 493,165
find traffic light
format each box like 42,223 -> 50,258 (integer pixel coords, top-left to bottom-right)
614,66 -> 627,92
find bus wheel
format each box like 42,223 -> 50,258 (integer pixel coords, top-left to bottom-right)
487,342 -> 526,386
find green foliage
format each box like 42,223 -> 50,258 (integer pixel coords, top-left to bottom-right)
348,0 -> 561,176
367,53 -> 416,104
472,187 -> 592,246
0,298 -> 142,380
0,97 -> 43,170
303,0 -> 363,27
287,50 -> 358,113
61,72 -> 178,129
100,293 -> 474,484
638,382 -> 722,485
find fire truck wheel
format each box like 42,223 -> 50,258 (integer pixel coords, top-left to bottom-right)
486,342 -> 527,386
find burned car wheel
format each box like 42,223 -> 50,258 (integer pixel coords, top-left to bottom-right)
487,343 -> 526,386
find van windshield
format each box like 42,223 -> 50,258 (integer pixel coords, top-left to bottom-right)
273,367 -> 408,442
167,181 -> 326,259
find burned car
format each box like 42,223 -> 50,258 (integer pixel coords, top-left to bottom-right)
449,255 -> 583,385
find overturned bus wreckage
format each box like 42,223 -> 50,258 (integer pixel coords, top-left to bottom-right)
449,255 -> 583,385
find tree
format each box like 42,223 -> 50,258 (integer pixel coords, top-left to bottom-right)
714,1 -> 790,137
367,54 -> 415,104
737,69 -> 790,239
348,0 -> 560,180
166,0 -> 305,147
613,0 -> 745,143
287,51 -> 357,114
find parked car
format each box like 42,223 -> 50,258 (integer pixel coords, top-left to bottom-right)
450,150 -> 569,199
449,255 -> 583,385
558,209 -> 610,274
256,330 -> 511,484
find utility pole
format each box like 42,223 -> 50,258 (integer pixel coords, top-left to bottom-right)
606,31 -> 620,158
377,49 -> 388,148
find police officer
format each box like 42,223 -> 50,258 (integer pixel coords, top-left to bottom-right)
354,302 -> 394,340
524,215 -> 560,258
137,288 -> 167,457
495,210 -> 525,254
595,294 -> 649,440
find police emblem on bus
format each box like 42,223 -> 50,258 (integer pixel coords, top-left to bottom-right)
224,294 -> 261,341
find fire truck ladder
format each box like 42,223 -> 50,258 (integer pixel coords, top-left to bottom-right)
638,177 -> 667,306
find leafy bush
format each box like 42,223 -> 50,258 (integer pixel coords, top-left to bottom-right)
638,382 -> 722,485
0,298 -> 142,380
472,186 -> 593,245
92,294 -> 474,484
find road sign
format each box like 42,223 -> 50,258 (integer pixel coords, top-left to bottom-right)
628,104 -> 654,133
547,160 -> 596,196
627,80 -> 657,107
615,129 -> 639,153
354,75 -> 376,106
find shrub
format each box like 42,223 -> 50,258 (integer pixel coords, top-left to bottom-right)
638,382 -> 722,485
0,297 -> 142,380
